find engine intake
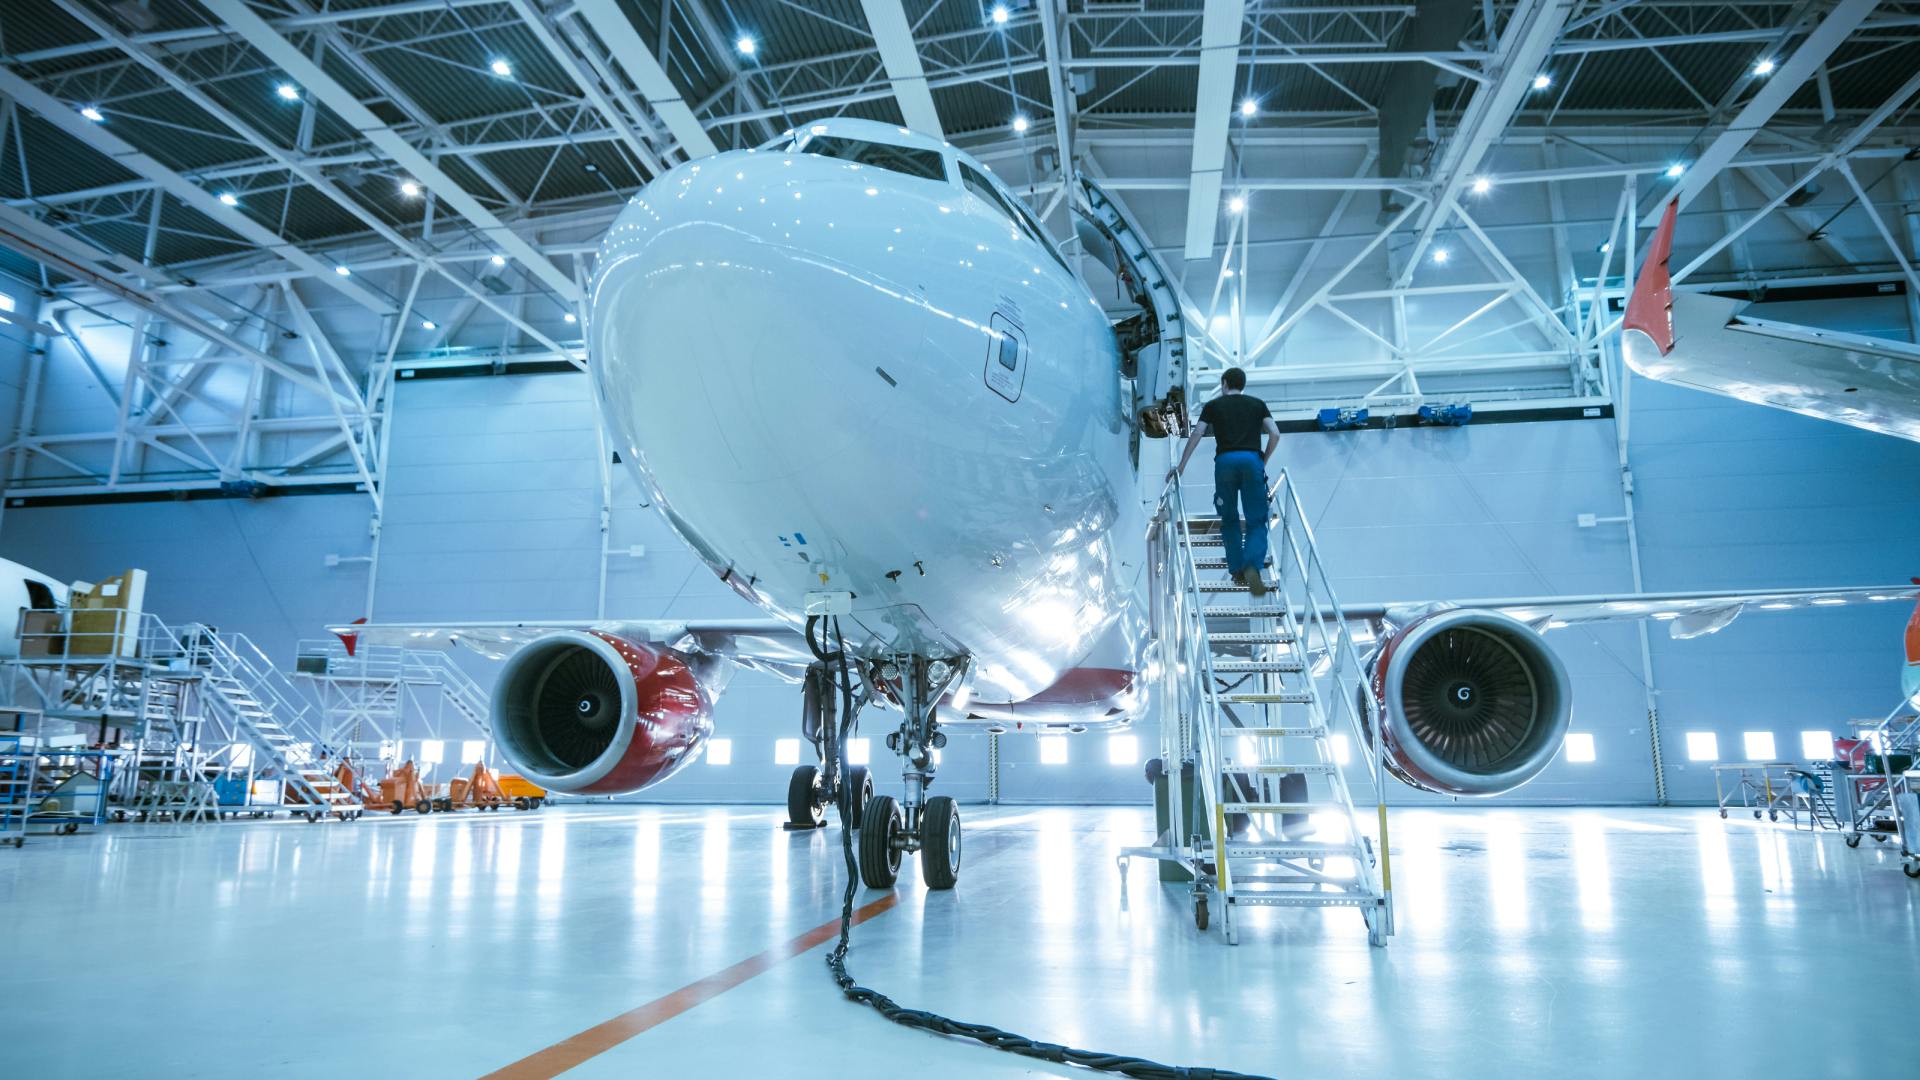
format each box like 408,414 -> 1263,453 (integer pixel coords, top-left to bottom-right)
1371,609 -> 1571,796
492,631 -> 714,795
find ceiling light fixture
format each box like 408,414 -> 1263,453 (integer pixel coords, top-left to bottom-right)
400,181 -> 421,197
1239,98 -> 1257,117
277,83 -> 300,101
1532,73 -> 1551,91
217,192 -> 239,207
490,254 -> 506,267
736,35 -> 756,55
1012,114 -> 1030,133
490,58 -> 513,78
80,105 -> 104,122
1665,163 -> 1686,178
1471,176 -> 1492,194
1227,194 -> 1247,214
421,319 -> 437,330
1432,248 -> 1450,264
1753,57 -> 1776,76
991,4 -> 1010,25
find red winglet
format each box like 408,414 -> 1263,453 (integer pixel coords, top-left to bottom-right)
1623,198 -> 1678,356
335,616 -> 367,658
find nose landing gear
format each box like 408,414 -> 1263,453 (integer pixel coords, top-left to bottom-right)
858,655 -> 964,890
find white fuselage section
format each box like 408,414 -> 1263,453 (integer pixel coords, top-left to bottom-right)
591,121 -> 1152,707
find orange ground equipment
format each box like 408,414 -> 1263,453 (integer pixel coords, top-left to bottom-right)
368,760 -> 434,815
496,773 -> 547,811
442,762 -> 509,812
334,761 -> 379,805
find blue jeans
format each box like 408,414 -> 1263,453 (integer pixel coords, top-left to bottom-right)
1213,451 -> 1269,576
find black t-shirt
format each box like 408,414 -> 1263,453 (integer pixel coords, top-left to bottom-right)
1198,393 -> 1272,456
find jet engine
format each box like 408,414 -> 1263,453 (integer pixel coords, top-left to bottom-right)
491,631 -> 716,795
1368,609 -> 1572,796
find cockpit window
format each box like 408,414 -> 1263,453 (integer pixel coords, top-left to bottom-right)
961,163 -> 1072,274
800,135 -> 947,182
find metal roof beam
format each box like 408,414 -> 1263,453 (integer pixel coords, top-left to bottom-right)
197,0 -> 581,305
0,66 -> 396,316
1397,0 -> 1575,285
1180,0 -> 1245,260
859,0 -> 944,138
1647,0 -> 1880,225
573,0 -> 719,160
0,203 -> 361,410
506,0 -> 666,177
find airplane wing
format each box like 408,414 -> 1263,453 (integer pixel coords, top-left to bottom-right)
328,617 -> 814,679
1621,199 -> 1920,442
1342,584 -> 1920,640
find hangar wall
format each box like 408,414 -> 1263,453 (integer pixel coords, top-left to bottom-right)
3,339 -> 1918,806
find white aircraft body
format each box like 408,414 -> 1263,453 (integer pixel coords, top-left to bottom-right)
1623,199 -> 1920,441
340,119 -> 1918,890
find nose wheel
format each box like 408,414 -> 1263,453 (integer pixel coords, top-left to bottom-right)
786,763 -> 873,830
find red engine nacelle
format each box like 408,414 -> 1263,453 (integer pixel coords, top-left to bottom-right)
1368,608 -> 1573,797
490,631 -> 714,795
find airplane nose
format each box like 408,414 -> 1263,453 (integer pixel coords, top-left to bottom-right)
589,153 -> 882,485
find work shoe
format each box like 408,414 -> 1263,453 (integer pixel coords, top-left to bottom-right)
1242,567 -> 1269,598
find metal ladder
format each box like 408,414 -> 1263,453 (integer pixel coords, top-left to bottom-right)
1126,467 -> 1393,945
292,639 -> 493,761
184,633 -> 359,819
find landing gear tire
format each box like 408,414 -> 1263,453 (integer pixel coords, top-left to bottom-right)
845,766 -> 873,829
859,794 -> 903,889
787,765 -> 825,828
389,805 -> 403,815
920,796 -> 961,890
415,800 -> 432,815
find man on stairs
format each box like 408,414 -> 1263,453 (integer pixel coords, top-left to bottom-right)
1171,366 -> 1281,597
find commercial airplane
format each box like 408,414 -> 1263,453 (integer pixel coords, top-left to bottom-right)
1623,199 -> 1920,441
338,118 -> 1917,892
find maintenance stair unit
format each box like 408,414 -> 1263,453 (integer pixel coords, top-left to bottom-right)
3,611 -> 360,821
1124,467 -> 1394,945
293,639 -> 492,763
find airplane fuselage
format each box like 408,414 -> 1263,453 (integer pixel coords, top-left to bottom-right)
591,120 -> 1151,709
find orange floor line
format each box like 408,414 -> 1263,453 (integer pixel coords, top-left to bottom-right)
481,892 -> 899,1080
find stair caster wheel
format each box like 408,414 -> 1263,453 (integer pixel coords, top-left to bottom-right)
1718,809 -> 1728,819
1768,810 -> 1778,822
786,765 -> 826,829
1904,861 -> 1920,879
858,795 -> 903,889
1194,893 -> 1209,931
920,796 -> 961,890
1845,833 -> 1862,848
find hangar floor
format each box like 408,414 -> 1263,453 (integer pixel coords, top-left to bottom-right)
2,804 -> 1915,1078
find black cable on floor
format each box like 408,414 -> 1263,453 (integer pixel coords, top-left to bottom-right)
807,619 -> 1276,1080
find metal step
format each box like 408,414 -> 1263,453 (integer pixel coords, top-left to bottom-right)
1222,801 -> 1341,815
1227,763 -> 1337,776
1202,606 -> 1289,618
1220,840 -> 1361,859
1210,659 -> 1305,674
1197,581 -> 1271,593
1222,692 -> 1314,705
1206,632 -> 1296,645
1228,725 -> 1327,737
1226,892 -> 1377,909
1194,558 -> 1272,571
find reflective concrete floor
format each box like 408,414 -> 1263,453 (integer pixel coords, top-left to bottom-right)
3,804 -> 1916,1078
